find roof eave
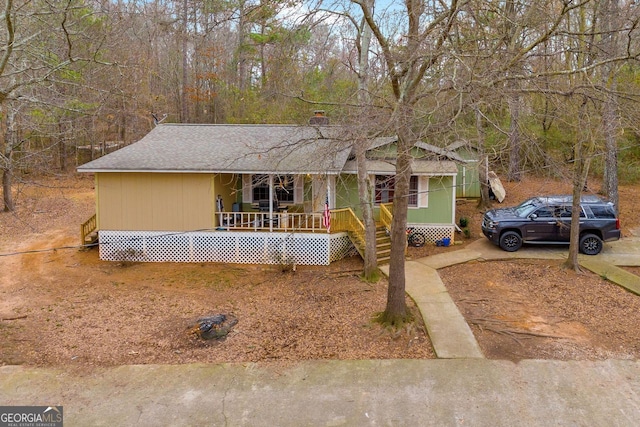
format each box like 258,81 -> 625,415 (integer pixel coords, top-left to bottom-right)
77,168 -> 343,175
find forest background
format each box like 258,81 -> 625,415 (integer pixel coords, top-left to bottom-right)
0,0 -> 637,186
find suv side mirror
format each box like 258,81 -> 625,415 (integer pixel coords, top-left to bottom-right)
529,213 -> 538,220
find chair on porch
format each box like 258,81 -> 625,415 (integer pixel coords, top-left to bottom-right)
257,200 -> 279,227
232,203 -> 241,225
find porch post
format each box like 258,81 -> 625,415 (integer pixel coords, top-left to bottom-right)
268,174 -> 274,232
451,174 -> 457,227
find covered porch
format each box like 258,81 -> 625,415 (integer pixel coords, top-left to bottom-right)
80,207 -> 366,265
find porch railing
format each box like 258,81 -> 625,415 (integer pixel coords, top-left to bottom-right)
80,213 -> 97,245
218,209 -> 369,233
330,208 -> 366,257
379,203 -> 393,231
217,211 -> 329,232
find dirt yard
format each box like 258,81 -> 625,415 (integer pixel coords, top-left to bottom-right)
1,173 -> 640,367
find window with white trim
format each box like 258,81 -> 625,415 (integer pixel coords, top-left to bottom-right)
250,174 -> 295,203
375,175 -> 419,207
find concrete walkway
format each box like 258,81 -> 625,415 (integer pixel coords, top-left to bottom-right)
380,237 -> 640,359
2,237 -> 640,426
380,259 -> 484,359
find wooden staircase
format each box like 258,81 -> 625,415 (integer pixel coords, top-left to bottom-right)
375,226 -> 392,265
319,207 -> 394,265
80,214 -> 98,246
344,226 -> 392,265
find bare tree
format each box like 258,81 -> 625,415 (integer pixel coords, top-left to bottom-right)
1,1 -> 107,211
351,0 -> 465,324
2,104 -> 19,211
599,0 -> 622,212
354,0 -> 379,281
565,96 -> 595,270
474,105 -> 492,210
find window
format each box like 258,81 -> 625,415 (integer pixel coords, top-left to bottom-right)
375,175 -> 419,207
251,174 -> 295,203
408,176 -> 419,207
375,175 -> 394,204
534,207 -> 554,218
589,205 -> 616,219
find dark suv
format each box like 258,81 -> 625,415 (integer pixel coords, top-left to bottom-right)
481,195 -> 621,255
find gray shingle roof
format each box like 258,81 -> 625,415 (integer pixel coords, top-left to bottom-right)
77,124 -> 457,176
414,141 -> 469,163
77,124 -> 353,174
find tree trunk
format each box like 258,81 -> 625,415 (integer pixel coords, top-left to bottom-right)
475,106 -> 492,210
355,4 -> 378,281
600,0 -> 621,213
59,139 -> 67,172
356,144 -> 378,281
2,167 -> 13,212
565,177 -> 583,271
564,98 -> 591,271
507,91 -> 522,182
380,119 -> 412,325
602,93 -> 619,211
2,108 -> 17,212
58,122 -> 67,172
181,0 -> 189,123
503,0 -> 523,182
236,1 -> 249,94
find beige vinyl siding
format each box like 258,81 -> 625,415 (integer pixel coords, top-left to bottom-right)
96,172 -> 214,231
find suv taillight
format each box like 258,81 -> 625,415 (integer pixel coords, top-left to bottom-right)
616,218 -> 620,230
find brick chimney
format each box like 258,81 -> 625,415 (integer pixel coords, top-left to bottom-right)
309,110 -> 329,125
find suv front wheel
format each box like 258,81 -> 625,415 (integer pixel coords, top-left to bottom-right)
579,233 -> 603,255
499,231 -> 522,252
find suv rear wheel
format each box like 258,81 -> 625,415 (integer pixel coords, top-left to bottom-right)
499,231 -> 522,252
579,233 -> 603,255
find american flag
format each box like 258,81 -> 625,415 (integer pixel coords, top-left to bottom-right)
322,193 -> 331,231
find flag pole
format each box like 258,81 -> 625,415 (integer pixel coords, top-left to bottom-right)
323,179 -> 331,233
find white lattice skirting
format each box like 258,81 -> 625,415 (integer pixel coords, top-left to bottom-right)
98,230 -> 357,265
407,224 -> 455,243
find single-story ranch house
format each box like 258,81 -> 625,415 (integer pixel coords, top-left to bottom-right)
78,123 -> 462,265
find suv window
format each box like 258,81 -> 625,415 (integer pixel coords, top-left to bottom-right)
534,207 -> 554,218
589,205 -> 616,219
556,206 -> 585,218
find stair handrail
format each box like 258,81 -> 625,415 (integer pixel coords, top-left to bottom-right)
330,208 -> 366,252
379,203 -> 393,231
331,207 -> 365,233
80,213 -> 97,245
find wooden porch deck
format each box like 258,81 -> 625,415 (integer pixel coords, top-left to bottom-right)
80,210 -> 345,245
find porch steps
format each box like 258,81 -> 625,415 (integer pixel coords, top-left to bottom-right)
348,227 -> 391,266
376,227 -> 391,265
84,232 -> 98,245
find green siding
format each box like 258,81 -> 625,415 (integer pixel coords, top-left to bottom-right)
407,176 -> 453,224
454,148 -> 481,198
336,174 -> 362,216
338,174 -> 454,225
456,162 -> 481,198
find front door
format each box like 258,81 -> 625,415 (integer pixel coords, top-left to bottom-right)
521,206 -> 558,242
